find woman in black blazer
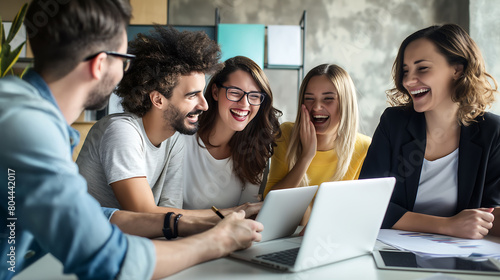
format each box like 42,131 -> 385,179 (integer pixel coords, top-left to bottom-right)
360,24 -> 500,239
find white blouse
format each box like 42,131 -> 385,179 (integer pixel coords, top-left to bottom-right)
413,148 -> 459,217
181,134 -> 260,210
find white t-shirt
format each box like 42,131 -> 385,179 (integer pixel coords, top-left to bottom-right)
77,113 -> 185,209
413,148 -> 459,217
182,134 -> 260,209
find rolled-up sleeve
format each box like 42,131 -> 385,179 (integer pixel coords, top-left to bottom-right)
102,207 -> 119,220
1,102 -> 155,279
103,208 -> 156,280
117,235 -> 156,280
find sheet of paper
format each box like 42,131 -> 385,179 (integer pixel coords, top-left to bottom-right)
267,25 -> 301,66
377,229 -> 500,258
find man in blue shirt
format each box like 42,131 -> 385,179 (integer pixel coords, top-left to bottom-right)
0,1 -> 263,279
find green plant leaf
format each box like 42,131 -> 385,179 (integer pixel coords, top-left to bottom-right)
6,3 -> 28,44
20,65 -> 30,78
0,4 -> 28,78
1,21 -> 5,47
1,42 -> 24,77
0,43 -> 11,74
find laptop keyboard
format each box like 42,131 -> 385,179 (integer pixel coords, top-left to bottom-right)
256,247 -> 299,266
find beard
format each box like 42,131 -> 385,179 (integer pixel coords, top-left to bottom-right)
84,71 -> 116,111
163,103 -> 202,135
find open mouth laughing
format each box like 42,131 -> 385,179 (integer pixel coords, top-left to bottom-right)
311,114 -> 329,125
410,88 -> 430,98
186,110 -> 203,124
230,108 -> 250,121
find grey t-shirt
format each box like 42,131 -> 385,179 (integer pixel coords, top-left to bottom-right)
76,113 -> 184,209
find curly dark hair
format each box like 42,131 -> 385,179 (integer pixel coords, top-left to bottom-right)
116,26 -> 223,116
197,56 -> 282,185
388,24 -> 497,125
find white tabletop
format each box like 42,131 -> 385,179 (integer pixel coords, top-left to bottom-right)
14,239 -> 500,280
164,254 -> 500,280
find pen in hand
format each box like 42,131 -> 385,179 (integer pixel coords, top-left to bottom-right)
211,206 -> 225,219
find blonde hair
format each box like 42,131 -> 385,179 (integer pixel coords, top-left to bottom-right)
286,64 -> 359,186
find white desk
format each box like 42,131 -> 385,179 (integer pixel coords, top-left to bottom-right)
14,239 -> 500,280
164,254 -> 500,280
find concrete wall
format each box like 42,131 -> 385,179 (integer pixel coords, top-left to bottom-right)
4,1 -> 492,134
169,0 -> 470,136
470,0 -> 500,115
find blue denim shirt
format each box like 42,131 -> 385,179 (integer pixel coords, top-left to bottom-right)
0,71 -> 155,280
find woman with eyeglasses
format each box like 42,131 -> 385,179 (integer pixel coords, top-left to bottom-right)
263,64 -> 371,222
181,56 -> 282,210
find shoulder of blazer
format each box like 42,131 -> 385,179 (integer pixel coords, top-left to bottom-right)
380,106 -> 425,138
466,112 -> 500,145
380,106 -> 417,125
477,112 -> 500,131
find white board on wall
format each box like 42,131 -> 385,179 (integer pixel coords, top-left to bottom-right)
267,25 -> 301,66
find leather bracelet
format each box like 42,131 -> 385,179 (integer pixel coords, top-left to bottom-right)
163,212 -> 175,240
173,214 -> 183,238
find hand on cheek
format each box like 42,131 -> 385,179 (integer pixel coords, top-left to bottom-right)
299,104 -> 317,161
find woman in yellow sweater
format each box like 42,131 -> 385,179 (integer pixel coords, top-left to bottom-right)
264,64 -> 371,220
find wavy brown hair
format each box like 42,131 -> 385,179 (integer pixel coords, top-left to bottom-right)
116,26 -> 222,117
197,56 -> 282,185
388,24 -> 497,125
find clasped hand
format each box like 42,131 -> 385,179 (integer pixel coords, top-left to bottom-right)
444,208 -> 494,239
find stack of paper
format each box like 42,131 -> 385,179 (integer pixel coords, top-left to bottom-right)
377,229 -> 500,259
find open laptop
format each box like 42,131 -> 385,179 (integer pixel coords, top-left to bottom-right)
231,177 -> 396,272
256,185 -> 318,242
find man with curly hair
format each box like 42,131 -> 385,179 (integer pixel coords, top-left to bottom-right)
0,2 -> 262,279
77,26 -> 261,218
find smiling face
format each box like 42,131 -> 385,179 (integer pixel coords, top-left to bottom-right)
86,30 -> 128,110
402,38 -> 461,113
163,72 -> 208,135
213,69 -> 261,132
303,75 -> 340,136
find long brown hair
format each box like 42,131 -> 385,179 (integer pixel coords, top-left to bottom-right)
197,56 -> 282,185
388,24 -> 497,125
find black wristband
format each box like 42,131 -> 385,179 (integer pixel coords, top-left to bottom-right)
162,212 -> 175,240
173,214 -> 183,238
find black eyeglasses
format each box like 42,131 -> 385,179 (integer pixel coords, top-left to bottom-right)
218,85 -> 266,105
84,51 -> 136,72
